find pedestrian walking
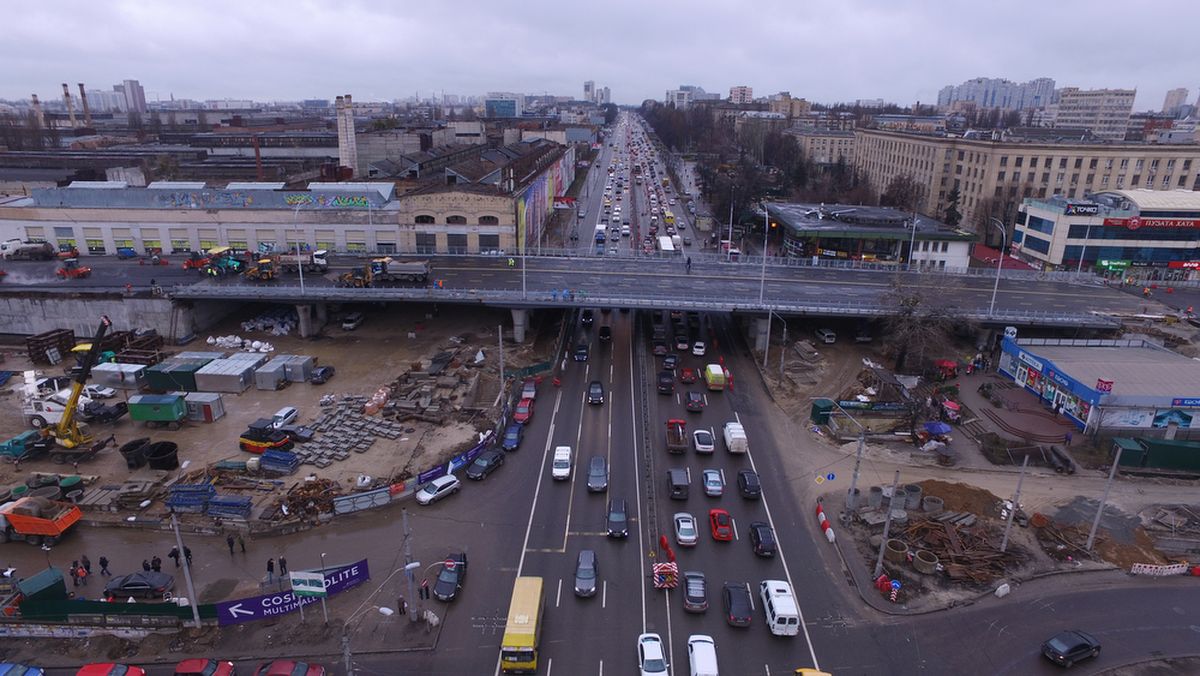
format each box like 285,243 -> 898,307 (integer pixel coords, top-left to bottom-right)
77,564 -> 88,586
168,546 -> 180,567
81,555 -> 92,575
151,555 -> 162,573
184,546 -> 192,566
226,534 -> 236,555
237,534 -> 246,553
266,558 -> 275,582
70,562 -> 80,587
279,556 -> 288,576
1064,431 -> 1074,445
98,556 -> 110,576
142,559 -> 151,572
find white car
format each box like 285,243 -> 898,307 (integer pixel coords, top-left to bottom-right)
673,512 -> 698,547
415,474 -> 461,505
692,429 -> 715,454
83,384 -> 117,399
691,341 -> 706,357
637,633 -> 668,676
702,469 -> 724,497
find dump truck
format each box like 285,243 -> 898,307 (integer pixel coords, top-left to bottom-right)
665,418 -> 688,454
1,239 -> 55,261
181,250 -> 212,270
278,249 -> 329,273
0,497 -> 83,545
368,257 -> 429,283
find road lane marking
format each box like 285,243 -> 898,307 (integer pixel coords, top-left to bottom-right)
556,578 -> 562,608
516,387 -> 564,573
602,580 -> 607,609
663,588 -> 676,676
731,517 -> 739,541
546,658 -> 553,676
629,317 -> 648,635
599,660 -> 603,676
562,389 -> 588,550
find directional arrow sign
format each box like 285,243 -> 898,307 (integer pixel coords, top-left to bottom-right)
215,558 -> 369,626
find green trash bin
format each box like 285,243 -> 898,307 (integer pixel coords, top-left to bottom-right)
811,398 -> 835,425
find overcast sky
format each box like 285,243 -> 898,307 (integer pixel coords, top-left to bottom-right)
4,0 -> 1197,110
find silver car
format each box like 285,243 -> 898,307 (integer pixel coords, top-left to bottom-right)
702,469 -> 724,497
673,512 -> 698,547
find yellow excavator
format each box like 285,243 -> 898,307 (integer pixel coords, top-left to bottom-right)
43,316 -> 111,449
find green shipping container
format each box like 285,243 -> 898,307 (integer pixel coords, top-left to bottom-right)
128,394 -> 187,423
143,358 -> 211,392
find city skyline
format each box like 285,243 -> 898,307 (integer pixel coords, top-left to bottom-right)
2,0 -> 1197,110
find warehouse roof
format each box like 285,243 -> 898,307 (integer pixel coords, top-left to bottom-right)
1024,341 -> 1200,400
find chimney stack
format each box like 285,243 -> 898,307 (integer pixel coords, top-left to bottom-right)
62,83 -> 78,128
31,94 -> 45,127
77,83 -> 93,126
336,94 -> 358,178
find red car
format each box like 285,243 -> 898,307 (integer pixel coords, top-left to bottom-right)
78,665 -> 147,676
679,367 -> 697,384
513,397 -> 535,424
709,508 -> 734,541
254,661 -> 326,676
175,659 -> 236,676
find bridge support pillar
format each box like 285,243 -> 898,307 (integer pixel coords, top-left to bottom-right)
296,304 -> 315,338
314,302 -> 328,325
510,308 -> 529,343
754,316 -> 770,352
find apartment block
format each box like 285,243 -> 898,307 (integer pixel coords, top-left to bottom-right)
1050,88 -> 1136,141
785,129 -> 855,166
730,86 -> 754,105
853,128 -> 1200,235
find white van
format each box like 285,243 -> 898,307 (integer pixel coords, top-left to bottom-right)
272,406 -> 299,429
687,634 -> 719,676
814,328 -> 836,344
723,422 -> 748,454
551,446 -> 573,480
759,580 -> 800,636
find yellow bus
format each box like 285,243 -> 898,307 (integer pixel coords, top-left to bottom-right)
501,576 -> 544,673
663,211 -> 676,226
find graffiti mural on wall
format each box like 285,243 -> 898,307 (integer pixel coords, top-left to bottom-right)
284,194 -> 371,208
155,191 -> 256,209
516,147 -> 576,250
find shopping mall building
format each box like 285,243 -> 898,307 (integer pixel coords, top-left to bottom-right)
1013,189 -> 1200,279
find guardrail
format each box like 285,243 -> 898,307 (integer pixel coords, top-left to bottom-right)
169,283 -> 1119,327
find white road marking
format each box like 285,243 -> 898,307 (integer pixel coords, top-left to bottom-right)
663,588 -> 676,676
602,580 -> 608,609
546,658 -> 553,676
746,582 -> 755,611
562,387 -> 588,547
731,517 -> 739,541
515,388 -> 563,576
556,578 -> 562,608
599,660 -> 603,676
629,318 -> 648,635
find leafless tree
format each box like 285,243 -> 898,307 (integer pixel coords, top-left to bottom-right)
881,273 -> 974,374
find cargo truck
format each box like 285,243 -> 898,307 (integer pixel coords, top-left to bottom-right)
665,419 -> 688,454
0,239 -> 55,261
0,497 -> 83,545
278,249 -> 329,273
368,257 -> 429,283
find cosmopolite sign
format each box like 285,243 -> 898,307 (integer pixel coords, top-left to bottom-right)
215,559 -> 370,626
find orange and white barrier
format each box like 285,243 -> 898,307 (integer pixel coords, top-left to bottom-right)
815,502 -> 836,543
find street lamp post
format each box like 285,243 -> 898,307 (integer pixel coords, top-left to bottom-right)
988,217 -> 1007,317
292,204 -> 305,295
758,206 -> 769,304
1076,223 -> 1092,275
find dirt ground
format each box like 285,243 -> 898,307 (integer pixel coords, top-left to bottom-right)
0,302 -> 540,508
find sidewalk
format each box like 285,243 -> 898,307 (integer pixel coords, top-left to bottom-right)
955,372 -> 1076,445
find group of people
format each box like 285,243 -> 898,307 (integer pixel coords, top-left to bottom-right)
67,554 -> 110,587
140,545 -> 192,573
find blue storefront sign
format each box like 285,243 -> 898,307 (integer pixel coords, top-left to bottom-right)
216,558 -> 370,626
1172,398 -> 1200,407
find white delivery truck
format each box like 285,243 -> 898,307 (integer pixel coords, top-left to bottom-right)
723,422 -> 748,454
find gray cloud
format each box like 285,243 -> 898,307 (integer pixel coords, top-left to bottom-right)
2,0 -> 1195,109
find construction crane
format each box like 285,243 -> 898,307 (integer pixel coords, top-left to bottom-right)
44,316 -> 111,449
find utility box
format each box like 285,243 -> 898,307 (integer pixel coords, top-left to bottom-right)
185,392 -> 226,423
811,399 -> 835,425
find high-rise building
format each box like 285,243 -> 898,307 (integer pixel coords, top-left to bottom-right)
1163,87 -> 1190,116
599,87 -> 610,104
1049,87 -> 1136,140
729,86 -> 754,104
584,81 -> 595,103
484,92 -> 523,118
937,76 -> 1056,111
116,79 -> 147,113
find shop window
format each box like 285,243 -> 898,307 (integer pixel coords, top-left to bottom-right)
377,242 -> 397,254
143,240 -> 162,255
113,239 -> 133,249
316,241 -> 336,251
346,242 -> 366,253
446,215 -> 467,225
446,233 -> 468,253
227,241 -> 247,250
415,233 -> 437,254
85,239 -> 106,254
479,234 -> 500,253
199,240 -> 219,250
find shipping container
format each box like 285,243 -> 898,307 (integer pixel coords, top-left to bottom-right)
144,358 -> 211,392
194,358 -> 256,393
255,363 -> 287,391
175,351 -> 227,361
283,355 -> 315,382
184,392 -> 226,423
91,362 -> 147,390
128,394 -> 187,425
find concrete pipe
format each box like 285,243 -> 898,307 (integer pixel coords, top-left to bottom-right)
884,538 -> 909,563
846,488 -> 862,511
922,495 -> 945,514
889,508 -> 908,526
868,486 -> 884,508
904,484 -> 923,510
913,549 -> 939,574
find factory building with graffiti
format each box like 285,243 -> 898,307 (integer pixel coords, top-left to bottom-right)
0,139 -> 575,256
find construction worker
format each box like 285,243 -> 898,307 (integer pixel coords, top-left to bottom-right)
507,257 -> 516,268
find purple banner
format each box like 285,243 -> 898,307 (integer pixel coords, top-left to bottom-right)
215,558 -> 370,625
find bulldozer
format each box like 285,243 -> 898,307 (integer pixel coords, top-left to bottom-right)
337,267 -> 371,288
243,256 -> 277,281
56,258 -> 92,279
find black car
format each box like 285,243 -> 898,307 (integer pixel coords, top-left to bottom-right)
657,371 -> 675,395
606,497 -> 629,538
466,449 -> 505,480
587,380 -> 605,405
309,365 -> 336,384
432,552 -> 468,602
737,469 -> 762,499
105,571 -> 175,599
581,309 -> 595,326
1041,630 -> 1101,668
598,325 -> 612,342
587,455 -> 609,492
748,521 -> 777,557
501,423 -> 523,451
662,354 -> 679,372
682,570 -> 708,613
722,582 -> 753,627
574,343 -> 590,362
685,391 -> 705,412
573,549 -> 599,598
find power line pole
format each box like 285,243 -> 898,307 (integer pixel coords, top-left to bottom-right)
1087,444 -> 1124,552
1000,455 -> 1028,552
169,512 -> 202,628
873,470 -> 901,578
402,508 -> 417,623
497,324 -> 505,400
